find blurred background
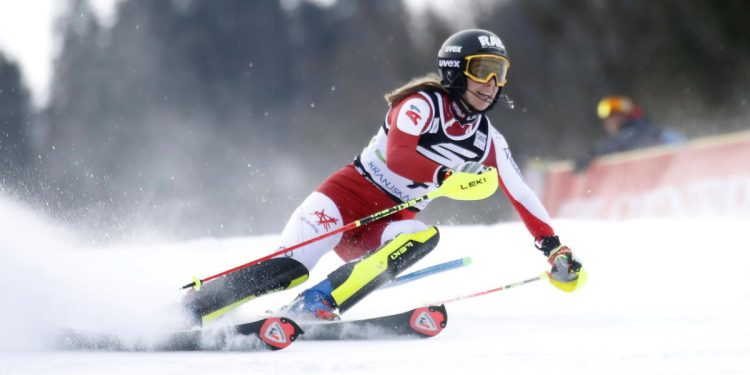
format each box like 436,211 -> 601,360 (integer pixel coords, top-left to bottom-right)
0,0 -> 748,242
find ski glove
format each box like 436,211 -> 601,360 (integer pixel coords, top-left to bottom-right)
436,161 -> 487,186
535,235 -> 582,282
455,161 -> 487,174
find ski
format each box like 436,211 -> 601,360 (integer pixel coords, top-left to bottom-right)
297,304 -> 447,340
56,316 -> 303,351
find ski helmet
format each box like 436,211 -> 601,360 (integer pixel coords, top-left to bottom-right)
437,29 -> 511,111
597,96 -> 640,119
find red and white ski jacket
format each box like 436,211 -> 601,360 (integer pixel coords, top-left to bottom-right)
351,90 -> 555,239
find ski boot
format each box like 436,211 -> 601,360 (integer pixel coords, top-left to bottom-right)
284,279 -> 340,321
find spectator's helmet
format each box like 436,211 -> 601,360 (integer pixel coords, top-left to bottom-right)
597,96 -> 641,119
438,29 -> 510,111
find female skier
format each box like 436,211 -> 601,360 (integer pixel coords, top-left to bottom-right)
184,29 -> 583,324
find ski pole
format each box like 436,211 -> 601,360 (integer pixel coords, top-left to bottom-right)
430,268 -> 589,304
432,274 -> 544,304
382,257 -> 472,290
180,168 -> 499,290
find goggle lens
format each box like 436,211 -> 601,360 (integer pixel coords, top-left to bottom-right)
464,55 -> 509,87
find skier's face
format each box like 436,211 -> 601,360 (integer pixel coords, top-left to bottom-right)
463,77 -> 499,112
603,114 -> 626,136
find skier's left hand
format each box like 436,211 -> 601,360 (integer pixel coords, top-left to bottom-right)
535,235 -> 582,282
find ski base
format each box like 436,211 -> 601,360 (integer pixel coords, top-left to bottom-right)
299,305 -> 447,340
56,316 -> 303,351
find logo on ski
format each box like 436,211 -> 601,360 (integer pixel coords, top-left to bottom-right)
261,320 -> 288,345
414,311 -> 437,331
255,317 -> 302,350
409,306 -> 446,337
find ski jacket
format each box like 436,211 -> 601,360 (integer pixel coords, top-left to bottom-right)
349,90 -> 554,239
574,117 -> 685,171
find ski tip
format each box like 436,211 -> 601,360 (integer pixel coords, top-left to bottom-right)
409,305 -> 448,337
462,257 -> 472,266
258,317 -> 303,350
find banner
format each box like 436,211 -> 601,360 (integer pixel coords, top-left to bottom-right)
535,131 -> 750,219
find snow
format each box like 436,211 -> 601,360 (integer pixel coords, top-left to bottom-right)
1,194 -> 749,374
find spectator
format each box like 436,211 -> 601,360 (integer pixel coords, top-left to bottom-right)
574,96 -> 684,171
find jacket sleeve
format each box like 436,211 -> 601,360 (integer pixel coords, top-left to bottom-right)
486,126 -> 555,239
385,94 -> 445,184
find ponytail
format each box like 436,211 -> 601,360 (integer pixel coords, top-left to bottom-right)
384,73 -> 448,106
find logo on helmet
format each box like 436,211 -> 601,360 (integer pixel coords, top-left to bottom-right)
477,35 -> 505,50
439,60 -> 461,68
443,45 -> 462,53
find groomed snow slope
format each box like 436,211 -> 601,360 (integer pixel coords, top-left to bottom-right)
1,195 -> 748,374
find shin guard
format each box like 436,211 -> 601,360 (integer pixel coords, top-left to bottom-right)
328,226 -> 440,313
183,257 -> 309,325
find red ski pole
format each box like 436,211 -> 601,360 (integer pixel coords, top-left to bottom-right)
434,274 -> 544,304
430,268 -> 589,304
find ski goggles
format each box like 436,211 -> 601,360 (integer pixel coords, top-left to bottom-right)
463,54 -> 510,87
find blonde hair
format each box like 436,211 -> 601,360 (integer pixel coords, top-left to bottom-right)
384,73 -> 448,106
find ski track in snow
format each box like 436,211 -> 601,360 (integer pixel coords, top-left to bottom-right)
1,195 -> 749,374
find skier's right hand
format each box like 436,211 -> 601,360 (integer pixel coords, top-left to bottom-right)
454,161 -> 487,174
436,161 -> 487,186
